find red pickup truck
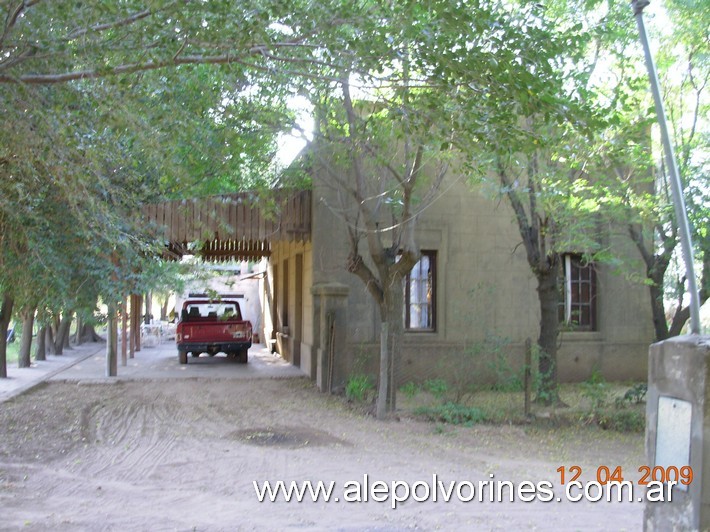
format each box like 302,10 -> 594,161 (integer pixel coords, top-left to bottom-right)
176,299 -> 253,364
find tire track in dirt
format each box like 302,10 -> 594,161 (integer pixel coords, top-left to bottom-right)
70,392 -> 190,483
67,385 -> 257,485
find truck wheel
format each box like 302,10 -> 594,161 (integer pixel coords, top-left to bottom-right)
178,350 -> 188,365
238,349 -> 248,364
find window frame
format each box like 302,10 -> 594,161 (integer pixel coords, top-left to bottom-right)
404,250 -> 437,332
559,253 -> 597,332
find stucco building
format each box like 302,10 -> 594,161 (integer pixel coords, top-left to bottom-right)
264,169 -> 654,391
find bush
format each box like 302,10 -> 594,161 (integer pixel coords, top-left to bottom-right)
598,409 -> 645,433
414,402 -> 487,426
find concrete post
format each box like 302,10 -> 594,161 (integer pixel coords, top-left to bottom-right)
645,335 -> 710,530
310,282 -> 349,393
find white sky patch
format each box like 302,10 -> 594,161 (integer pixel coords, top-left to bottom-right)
275,95 -> 314,168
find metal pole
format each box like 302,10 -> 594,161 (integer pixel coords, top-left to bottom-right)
631,0 -> 701,334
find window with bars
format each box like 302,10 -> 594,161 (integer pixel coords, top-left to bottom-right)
559,254 -> 597,331
404,251 -> 436,331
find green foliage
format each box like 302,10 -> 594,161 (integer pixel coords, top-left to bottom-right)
414,402 -> 487,426
615,383 -> 648,407
579,372 -> 646,433
481,335 -> 520,392
597,409 -> 646,433
399,381 -> 420,399
423,379 -> 449,401
581,368 -> 610,413
345,374 -> 374,403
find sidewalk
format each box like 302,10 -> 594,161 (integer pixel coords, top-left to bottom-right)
1,339 -> 304,404
0,342 -> 103,404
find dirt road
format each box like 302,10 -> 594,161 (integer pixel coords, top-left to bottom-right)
0,367 -> 646,531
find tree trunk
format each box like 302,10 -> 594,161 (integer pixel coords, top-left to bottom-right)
536,265 -> 561,404
74,315 -> 83,345
385,282 -> 404,412
160,296 -> 169,321
78,323 -> 103,342
18,309 -> 35,368
376,321 -> 389,420
106,303 -> 118,377
0,294 -> 14,378
144,292 -> 152,324
648,280 -> 670,341
46,326 -> 56,355
375,279 -> 405,419
53,313 -> 73,355
668,249 -> 709,337
35,326 -> 47,361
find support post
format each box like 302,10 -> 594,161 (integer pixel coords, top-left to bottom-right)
129,294 -> 136,359
524,338 -> 532,418
106,302 -> 118,377
121,297 -> 128,367
645,335 -> 710,530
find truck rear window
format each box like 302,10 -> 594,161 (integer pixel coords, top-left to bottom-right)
182,303 -> 241,321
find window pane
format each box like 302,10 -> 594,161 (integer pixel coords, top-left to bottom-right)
560,254 -> 596,331
404,251 -> 435,330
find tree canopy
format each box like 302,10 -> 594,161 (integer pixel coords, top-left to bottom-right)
0,0 -> 706,389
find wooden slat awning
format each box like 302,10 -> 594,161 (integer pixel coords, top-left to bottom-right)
142,190 -> 311,262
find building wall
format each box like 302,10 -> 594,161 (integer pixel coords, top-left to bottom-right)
266,240 -> 313,372
309,169 -> 655,387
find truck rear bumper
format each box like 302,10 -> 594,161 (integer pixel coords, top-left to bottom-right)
177,342 -> 252,353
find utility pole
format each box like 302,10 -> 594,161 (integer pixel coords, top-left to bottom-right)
631,0 -> 701,334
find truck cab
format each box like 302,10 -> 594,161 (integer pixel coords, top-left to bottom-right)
176,299 -> 253,364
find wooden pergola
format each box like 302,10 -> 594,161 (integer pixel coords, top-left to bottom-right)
141,190 -> 312,262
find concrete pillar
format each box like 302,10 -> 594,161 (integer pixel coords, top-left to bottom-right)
645,334 -> 710,530
310,282 -> 349,393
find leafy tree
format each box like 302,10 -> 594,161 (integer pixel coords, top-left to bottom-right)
293,0 -> 611,410
0,1 -> 303,372
581,0 -> 709,340
628,0 -> 709,338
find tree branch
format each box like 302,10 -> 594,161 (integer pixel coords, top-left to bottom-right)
628,223 -> 653,267
65,7 -> 155,40
1,0 -> 41,49
0,51 -> 261,83
498,159 -> 539,269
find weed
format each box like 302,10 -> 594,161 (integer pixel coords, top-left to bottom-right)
399,381 -> 420,399
615,383 -> 647,406
481,334 -> 519,392
414,402 -> 487,426
581,368 -> 609,413
598,409 -> 645,432
423,378 -> 448,401
345,374 -> 374,403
